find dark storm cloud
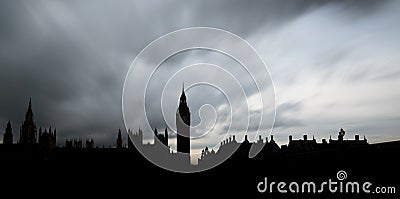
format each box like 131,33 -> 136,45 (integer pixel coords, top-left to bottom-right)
0,0 -> 398,149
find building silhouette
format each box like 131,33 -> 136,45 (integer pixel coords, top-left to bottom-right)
74,139 -> 83,148
65,138 -> 85,149
86,138 -> 94,149
19,98 -> 37,144
0,96 -> 383,164
3,121 -> 13,145
176,84 -> 191,163
283,134 -> 318,152
198,134 -> 280,167
0,92 -> 399,194
153,127 -> 168,148
279,128 -> 369,153
38,126 -> 56,151
0,95 -> 399,198
65,139 -> 73,148
116,129 -> 123,149
120,89 -> 193,168
128,128 -> 142,149
328,128 -> 368,146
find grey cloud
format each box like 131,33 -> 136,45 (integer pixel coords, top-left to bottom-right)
0,0 -> 399,149
274,101 -> 304,129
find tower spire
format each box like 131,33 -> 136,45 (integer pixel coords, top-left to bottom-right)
180,83 -> 187,103
20,98 -> 37,144
26,98 -> 33,117
29,97 -> 32,110
117,128 -> 122,149
3,120 -> 13,145
176,84 -> 191,163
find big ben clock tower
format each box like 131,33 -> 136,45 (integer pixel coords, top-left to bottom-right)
176,84 -> 191,161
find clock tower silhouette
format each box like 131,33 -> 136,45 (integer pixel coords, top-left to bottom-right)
176,84 -> 191,163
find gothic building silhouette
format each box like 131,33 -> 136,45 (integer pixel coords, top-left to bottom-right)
123,86 -> 191,166
1,99 -> 56,150
3,121 -> 12,145
19,98 -> 37,144
116,129 -> 123,149
38,126 -> 56,151
153,127 -> 168,147
86,138 -> 94,149
176,84 -> 191,163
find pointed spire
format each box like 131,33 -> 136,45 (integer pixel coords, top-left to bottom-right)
5,120 -> 12,135
118,128 -> 122,138
3,120 -> 13,144
29,97 -> 32,110
180,83 -> 186,102
25,98 -> 34,120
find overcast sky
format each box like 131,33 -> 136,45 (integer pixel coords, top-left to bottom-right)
1,0 -> 399,155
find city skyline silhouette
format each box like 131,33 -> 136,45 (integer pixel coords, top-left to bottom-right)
1,93 -> 399,199
1,94 -> 398,167
1,1 -> 400,197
